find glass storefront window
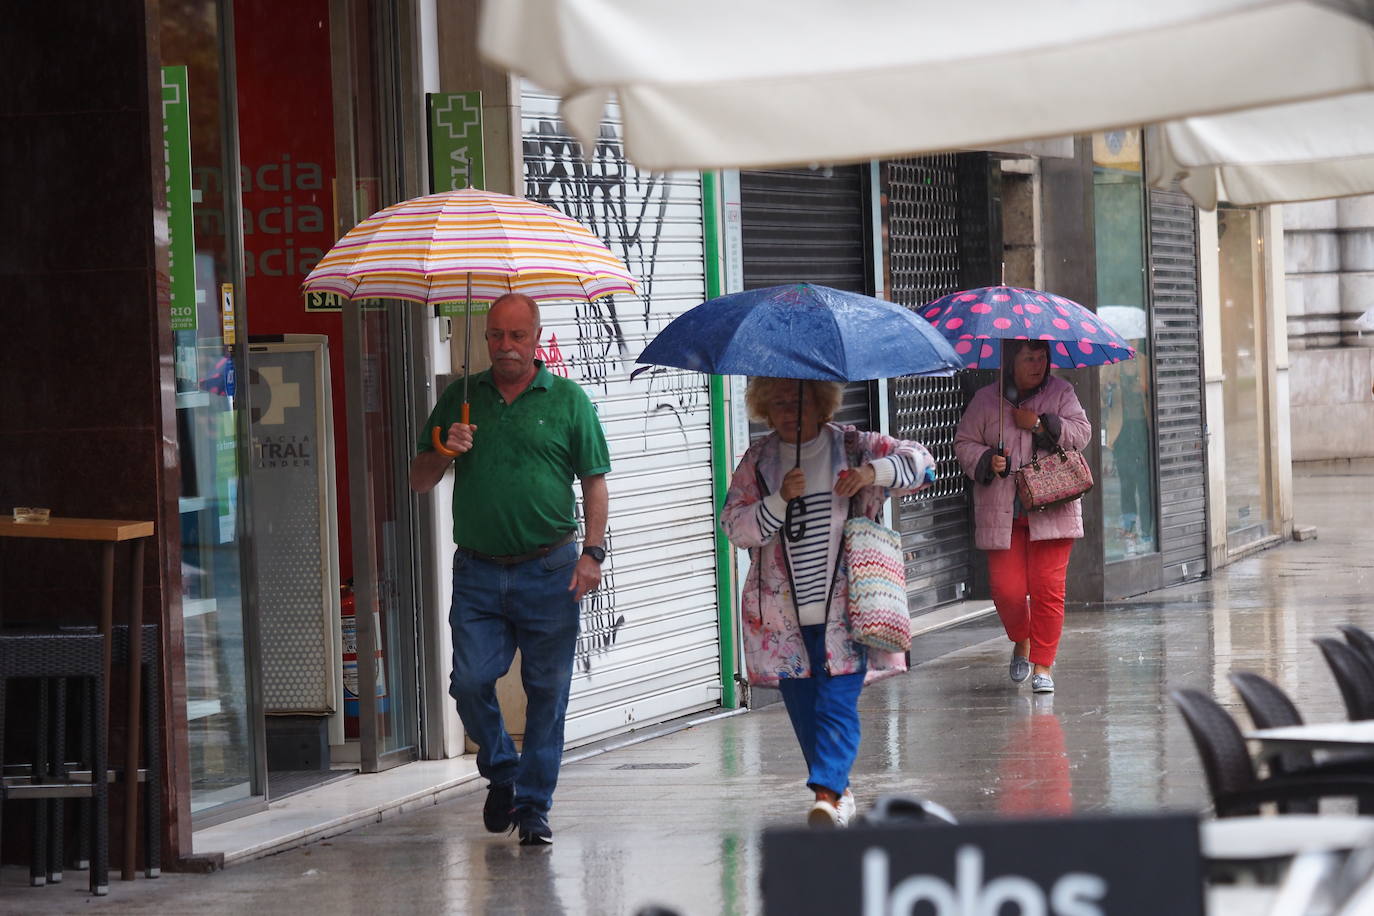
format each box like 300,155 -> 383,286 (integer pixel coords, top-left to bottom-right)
1217,206 -> 1274,548
162,2 -> 259,815
1092,131 -> 1158,563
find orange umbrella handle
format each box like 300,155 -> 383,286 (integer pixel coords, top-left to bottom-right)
432,425 -> 460,458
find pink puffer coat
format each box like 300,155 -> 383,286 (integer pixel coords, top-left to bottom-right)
954,375 -> 1092,551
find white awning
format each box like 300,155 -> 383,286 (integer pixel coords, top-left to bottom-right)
1145,93 -> 1374,210
480,0 -> 1374,172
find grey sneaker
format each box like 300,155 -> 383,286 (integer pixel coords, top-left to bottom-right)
1031,673 -> 1055,694
1009,650 -> 1032,684
514,808 -> 553,846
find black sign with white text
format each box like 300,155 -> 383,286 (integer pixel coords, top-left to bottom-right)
763,813 -> 1203,916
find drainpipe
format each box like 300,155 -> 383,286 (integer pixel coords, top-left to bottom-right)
702,170 -> 738,709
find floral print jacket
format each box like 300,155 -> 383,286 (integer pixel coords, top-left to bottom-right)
721,424 -> 935,687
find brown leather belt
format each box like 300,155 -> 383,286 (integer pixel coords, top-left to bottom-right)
457,530 -> 576,566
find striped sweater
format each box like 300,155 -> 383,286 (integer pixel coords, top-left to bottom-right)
755,426 -> 925,625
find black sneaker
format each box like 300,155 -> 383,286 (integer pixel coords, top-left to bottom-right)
514,808 -> 552,846
483,783 -> 515,833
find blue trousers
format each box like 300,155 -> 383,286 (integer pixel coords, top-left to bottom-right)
776,624 -> 866,797
449,541 -> 580,816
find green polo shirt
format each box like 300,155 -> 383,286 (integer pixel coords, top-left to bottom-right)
417,361 -> 610,555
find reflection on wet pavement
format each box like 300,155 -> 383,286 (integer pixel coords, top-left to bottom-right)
6,467 -> 1370,914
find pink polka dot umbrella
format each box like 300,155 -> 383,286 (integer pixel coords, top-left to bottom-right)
918,286 -> 1137,370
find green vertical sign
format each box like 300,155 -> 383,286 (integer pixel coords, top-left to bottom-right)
428,91 -> 486,318
162,66 -> 197,331
428,91 -> 485,193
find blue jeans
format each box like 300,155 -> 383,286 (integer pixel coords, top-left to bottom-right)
776,624 -> 866,797
449,541 -> 580,816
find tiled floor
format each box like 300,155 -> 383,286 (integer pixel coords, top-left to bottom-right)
6,463 -> 1372,913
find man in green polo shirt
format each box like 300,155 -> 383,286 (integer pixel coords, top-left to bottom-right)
410,293 -> 609,847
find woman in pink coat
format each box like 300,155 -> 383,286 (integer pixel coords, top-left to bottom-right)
954,341 -> 1092,695
722,378 -> 935,828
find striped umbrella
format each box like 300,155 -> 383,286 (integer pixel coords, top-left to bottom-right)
301,188 -> 636,444
301,188 -> 636,302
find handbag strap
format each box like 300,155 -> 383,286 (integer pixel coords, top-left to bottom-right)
843,436 -> 864,521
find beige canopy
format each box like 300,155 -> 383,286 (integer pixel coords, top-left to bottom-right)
1145,92 -> 1374,210
480,0 -> 1374,172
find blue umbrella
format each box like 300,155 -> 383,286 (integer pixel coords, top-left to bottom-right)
636,283 -> 962,380
636,283 -> 960,540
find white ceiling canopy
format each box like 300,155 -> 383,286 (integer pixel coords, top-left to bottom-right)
480,0 -> 1374,172
1145,92 -> 1374,210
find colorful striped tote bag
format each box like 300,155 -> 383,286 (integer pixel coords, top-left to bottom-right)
843,515 -> 911,653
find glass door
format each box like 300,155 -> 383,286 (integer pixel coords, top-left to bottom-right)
1217,206 -> 1274,550
162,0 -> 265,821
1092,130 -> 1159,564
334,0 -> 422,771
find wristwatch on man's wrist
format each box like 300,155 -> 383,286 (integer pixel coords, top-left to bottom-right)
582,545 -> 606,564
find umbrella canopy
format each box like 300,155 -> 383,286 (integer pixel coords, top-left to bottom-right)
638,282 -> 958,541
480,0 -> 1374,171
300,188 -> 637,304
302,187 -> 637,441
1146,92 -> 1374,210
636,283 -> 961,382
919,286 -> 1137,369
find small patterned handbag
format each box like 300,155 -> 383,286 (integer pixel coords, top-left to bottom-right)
843,515 -> 912,653
1014,445 -> 1094,511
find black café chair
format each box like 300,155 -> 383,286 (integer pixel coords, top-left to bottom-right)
1339,625 -> 1374,679
4,624 -> 161,887
64,624 -> 161,881
100,623 -> 161,878
1230,670 -> 1374,780
0,629 -> 109,895
1228,671 -> 1319,812
1170,688 -> 1374,817
1316,637 -> 1374,721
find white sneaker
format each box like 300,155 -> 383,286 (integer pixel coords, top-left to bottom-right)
807,798 -> 842,828
837,790 -> 856,826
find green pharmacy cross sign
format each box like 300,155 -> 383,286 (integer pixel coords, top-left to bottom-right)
428,91 -> 485,194
162,66 -> 196,331
428,91 -> 486,318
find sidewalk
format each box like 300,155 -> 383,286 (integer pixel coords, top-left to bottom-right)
6,462 -> 1371,913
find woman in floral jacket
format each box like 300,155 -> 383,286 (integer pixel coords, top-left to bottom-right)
721,377 -> 935,828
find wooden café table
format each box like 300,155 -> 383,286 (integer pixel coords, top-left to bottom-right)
0,515 -> 155,882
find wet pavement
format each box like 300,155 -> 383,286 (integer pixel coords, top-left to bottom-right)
5,463 -> 1371,914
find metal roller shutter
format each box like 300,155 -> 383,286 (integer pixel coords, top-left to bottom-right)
740,167 -> 874,432
521,87 -> 720,744
884,156 -> 978,611
1148,188 -> 1209,584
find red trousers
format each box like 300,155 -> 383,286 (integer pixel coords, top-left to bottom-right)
986,518 -> 1075,667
